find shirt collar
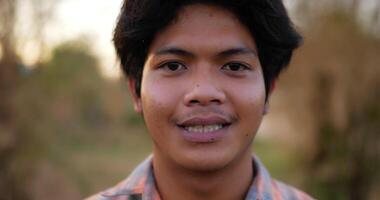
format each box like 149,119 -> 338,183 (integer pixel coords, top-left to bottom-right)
245,155 -> 276,200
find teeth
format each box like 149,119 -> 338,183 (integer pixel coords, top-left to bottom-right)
184,124 -> 223,133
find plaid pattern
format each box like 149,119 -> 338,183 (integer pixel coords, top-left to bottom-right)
86,155 -> 314,200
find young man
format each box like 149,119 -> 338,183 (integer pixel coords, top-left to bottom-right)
88,0 -> 313,199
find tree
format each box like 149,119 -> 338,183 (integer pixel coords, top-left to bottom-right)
0,0 -> 23,197
281,4 -> 380,199
0,0 -> 58,199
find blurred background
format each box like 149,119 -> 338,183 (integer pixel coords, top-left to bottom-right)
0,0 -> 379,199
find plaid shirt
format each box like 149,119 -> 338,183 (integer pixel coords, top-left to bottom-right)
86,155 -> 314,200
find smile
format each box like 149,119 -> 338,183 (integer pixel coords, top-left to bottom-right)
183,124 -> 223,133
175,115 -> 234,142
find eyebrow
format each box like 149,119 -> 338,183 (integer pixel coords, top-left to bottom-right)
217,47 -> 257,58
154,46 -> 257,58
155,47 -> 195,58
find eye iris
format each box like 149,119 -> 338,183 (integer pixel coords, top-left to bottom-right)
168,63 -> 179,71
229,64 -> 241,71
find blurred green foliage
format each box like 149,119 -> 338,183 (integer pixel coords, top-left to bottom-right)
2,39 -> 151,199
280,10 -> 380,200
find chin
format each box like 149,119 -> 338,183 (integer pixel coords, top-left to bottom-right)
174,151 -> 237,172
181,160 -> 229,172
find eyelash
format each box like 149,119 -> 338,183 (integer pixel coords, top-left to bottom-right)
221,62 -> 251,72
157,61 -> 251,75
158,61 -> 187,71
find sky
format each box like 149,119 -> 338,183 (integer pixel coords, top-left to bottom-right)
18,0 -> 123,77
49,0 -> 123,77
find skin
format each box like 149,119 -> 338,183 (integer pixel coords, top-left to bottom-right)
129,4 -> 268,200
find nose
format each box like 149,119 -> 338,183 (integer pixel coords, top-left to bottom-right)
184,74 -> 226,106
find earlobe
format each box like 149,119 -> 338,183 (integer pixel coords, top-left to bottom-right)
269,79 -> 276,96
263,102 -> 269,115
134,100 -> 143,114
128,78 -> 143,114
263,79 -> 276,115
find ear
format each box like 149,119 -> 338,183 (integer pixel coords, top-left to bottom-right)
263,79 -> 277,115
269,79 -> 276,96
128,78 -> 142,114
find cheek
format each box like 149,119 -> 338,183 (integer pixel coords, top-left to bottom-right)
227,79 -> 266,116
237,91 -> 265,131
140,76 -> 184,128
233,85 -> 265,141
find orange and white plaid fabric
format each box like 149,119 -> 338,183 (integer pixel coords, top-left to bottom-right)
86,155 -> 314,200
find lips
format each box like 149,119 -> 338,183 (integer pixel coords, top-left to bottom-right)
177,116 -> 232,134
178,115 -> 230,125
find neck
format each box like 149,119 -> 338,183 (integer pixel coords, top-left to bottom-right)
153,150 -> 254,200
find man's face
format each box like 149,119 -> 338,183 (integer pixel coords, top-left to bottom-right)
131,4 -> 266,171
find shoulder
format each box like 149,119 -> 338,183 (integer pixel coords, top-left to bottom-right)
84,156 -> 153,200
84,193 -> 108,200
84,182 -> 139,200
270,180 -> 315,200
250,155 -> 315,200
85,192 -> 140,200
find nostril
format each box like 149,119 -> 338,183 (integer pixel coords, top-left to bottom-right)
184,84 -> 226,106
189,99 -> 200,104
187,98 -> 221,106
211,99 -> 220,103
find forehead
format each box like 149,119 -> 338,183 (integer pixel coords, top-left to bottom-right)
149,3 -> 256,53
176,3 -> 241,28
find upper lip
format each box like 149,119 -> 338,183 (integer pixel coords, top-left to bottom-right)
177,115 -> 231,127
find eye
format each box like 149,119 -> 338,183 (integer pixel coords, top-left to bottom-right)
159,62 -> 186,72
222,62 -> 251,71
